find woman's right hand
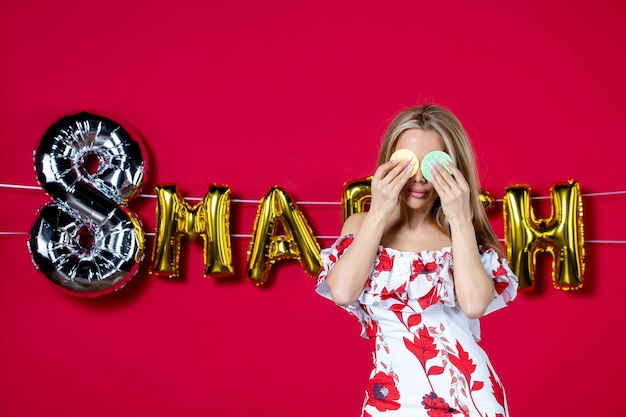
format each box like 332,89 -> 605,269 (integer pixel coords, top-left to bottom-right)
369,159 -> 414,215
326,158 -> 413,306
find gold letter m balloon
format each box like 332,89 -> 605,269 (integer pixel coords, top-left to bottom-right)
503,181 -> 585,290
150,184 -> 234,278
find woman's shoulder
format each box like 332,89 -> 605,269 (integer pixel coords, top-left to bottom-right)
340,211 -> 368,235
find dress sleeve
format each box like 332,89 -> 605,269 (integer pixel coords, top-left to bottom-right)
316,234 -> 368,329
467,247 -> 519,342
480,247 -> 519,316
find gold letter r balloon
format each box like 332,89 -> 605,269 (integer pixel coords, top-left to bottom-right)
503,180 -> 585,290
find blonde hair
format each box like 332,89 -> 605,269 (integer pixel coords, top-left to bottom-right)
377,104 -> 503,255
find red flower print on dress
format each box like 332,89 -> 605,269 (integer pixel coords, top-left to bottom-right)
410,259 -> 438,280
375,248 -> 394,273
488,365 -> 506,409
366,372 -> 401,412
365,317 -> 379,338
421,392 -> 460,416
492,265 -> 508,278
365,318 -> 381,351
403,326 -> 439,369
448,342 -> 486,412
381,282 -> 407,301
492,265 -> 510,295
336,236 -> 354,257
449,342 -> 477,387
407,313 -> 422,329
418,285 -> 441,310
493,280 -> 508,296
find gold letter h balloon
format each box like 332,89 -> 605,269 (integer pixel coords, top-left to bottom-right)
503,181 -> 585,290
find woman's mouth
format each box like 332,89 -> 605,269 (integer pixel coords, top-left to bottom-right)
408,188 -> 427,199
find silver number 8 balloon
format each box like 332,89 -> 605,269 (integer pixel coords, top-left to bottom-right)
29,112 -> 147,297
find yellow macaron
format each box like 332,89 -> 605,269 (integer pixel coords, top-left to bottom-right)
390,148 -> 419,177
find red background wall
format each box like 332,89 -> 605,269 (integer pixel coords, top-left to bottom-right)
1,1 -> 625,416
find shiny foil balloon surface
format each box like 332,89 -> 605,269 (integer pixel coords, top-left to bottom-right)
342,177 -> 373,222
503,181 -> 585,290
150,184 -> 234,278
29,113 -> 147,297
247,186 -> 322,285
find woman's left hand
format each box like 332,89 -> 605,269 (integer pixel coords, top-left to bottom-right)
430,161 -> 472,226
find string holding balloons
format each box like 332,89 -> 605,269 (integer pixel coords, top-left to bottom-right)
28,113 -> 585,297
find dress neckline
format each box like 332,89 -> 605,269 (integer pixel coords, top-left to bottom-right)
340,234 -> 453,257
378,245 -> 453,257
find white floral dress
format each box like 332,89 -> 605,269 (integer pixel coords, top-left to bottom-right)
316,234 -> 518,417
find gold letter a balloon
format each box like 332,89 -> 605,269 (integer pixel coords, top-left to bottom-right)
247,186 -> 322,285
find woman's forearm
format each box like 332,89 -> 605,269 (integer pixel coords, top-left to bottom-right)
325,210 -> 387,306
449,219 -> 495,319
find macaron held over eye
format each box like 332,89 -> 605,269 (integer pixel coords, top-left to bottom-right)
390,148 -> 420,177
390,149 -> 455,182
420,150 -> 454,182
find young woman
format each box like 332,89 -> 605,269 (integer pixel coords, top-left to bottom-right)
316,104 -> 518,416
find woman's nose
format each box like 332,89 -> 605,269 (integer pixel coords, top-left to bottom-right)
412,167 -> 427,183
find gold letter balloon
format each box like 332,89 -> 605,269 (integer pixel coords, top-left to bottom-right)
247,186 -> 323,285
150,184 -> 234,278
342,177 -> 374,221
503,180 -> 585,290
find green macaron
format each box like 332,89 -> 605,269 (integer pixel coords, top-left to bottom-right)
420,151 -> 455,182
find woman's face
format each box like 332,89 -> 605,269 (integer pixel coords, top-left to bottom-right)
393,128 -> 446,210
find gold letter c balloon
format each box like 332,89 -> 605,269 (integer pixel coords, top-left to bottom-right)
503,180 -> 585,290
342,177 -> 373,221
